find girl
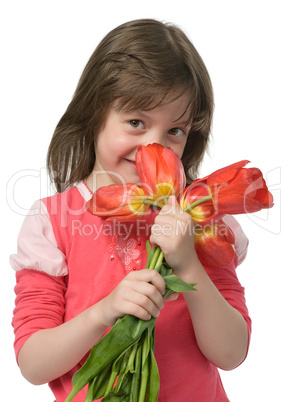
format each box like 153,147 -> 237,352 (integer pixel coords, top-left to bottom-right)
11,19 -> 251,401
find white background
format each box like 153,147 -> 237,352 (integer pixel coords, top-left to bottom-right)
1,1 -> 285,401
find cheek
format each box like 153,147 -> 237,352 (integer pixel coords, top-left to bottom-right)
96,130 -> 135,163
110,134 -> 139,158
96,128 -> 117,153
168,143 -> 187,160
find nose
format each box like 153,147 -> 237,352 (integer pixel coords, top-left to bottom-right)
142,129 -> 167,148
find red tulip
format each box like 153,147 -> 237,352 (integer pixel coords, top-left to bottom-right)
184,160 -> 274,217
87,183 -> 149,221
194,220 -> 236,269
136,143 -> 186,203
179,181 -> 219,225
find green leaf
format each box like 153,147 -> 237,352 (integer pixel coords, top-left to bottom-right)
164,274 -> 197,293
145,348 -> 160,402
104,352 -> 124,397
66,242 -> 199,402
113,372 -> 132,399
125,342 -> 138,374
115,345 -> 132,392
102,392 -> 129,401
130,341 -> 142,401
158,262 -> 172,278
85,362 -> 112,401
145,240 -> 153,268
65,315 -> 156,401
138,330 -> 150,402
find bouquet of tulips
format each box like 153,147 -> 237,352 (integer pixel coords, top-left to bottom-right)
65,144 -> 273,401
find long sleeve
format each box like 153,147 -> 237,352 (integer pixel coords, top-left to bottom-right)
10,199 -> 68,361
12,269 -> 67,361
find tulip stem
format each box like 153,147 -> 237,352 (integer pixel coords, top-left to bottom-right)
154,249 -> 164,271
148,247 -> 164,271
184,195 -> 212,212
143,199 -> 165,209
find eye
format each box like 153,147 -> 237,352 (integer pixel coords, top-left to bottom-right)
168,127 -> 185,136
129,120 -> 144,129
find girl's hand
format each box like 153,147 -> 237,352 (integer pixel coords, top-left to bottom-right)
98,269 -> 178,327
150,196 -> 200,274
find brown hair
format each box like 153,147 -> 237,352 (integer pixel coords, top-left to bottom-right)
47,19 -> 214,192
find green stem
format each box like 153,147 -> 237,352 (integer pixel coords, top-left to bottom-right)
138,330 -> 150,402
183,194 -> 212,212
163,196 -> 169,205
65,390 -> 77,402
143,199 -> 165,209
148,247 -> 161,270
153,249 -> 164,272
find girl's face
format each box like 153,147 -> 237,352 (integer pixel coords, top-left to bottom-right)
88,93 -> 191,190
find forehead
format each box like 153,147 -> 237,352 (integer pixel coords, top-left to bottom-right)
114,90 -> 193,124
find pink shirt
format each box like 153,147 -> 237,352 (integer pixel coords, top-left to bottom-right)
11,181 -> 251,402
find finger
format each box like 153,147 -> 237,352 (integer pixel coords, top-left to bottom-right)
128,280 -> 165,310
118,300 -> 154,321
159,195 -> 184,217
126,289 -> 163,319
164,292 -> 179,302
127,269 -> 166,295
168,195 -> 179,207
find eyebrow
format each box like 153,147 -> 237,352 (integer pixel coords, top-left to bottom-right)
173,116 -> 191,126
123,109 -> 191,127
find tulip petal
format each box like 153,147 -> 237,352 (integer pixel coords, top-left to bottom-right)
214,193 -> 270,214
162,146 -> 186,192
215,221 -> 235,244
195,234 -> 235,269
205,162 -> 274,215
87,183 -> 149,220
190,203 -> 218,224
136,143 -> 186,200
180,181 -> 209,203
207,160 -> 250,186
254,188 -> 274,207
179,181 -> 215,224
